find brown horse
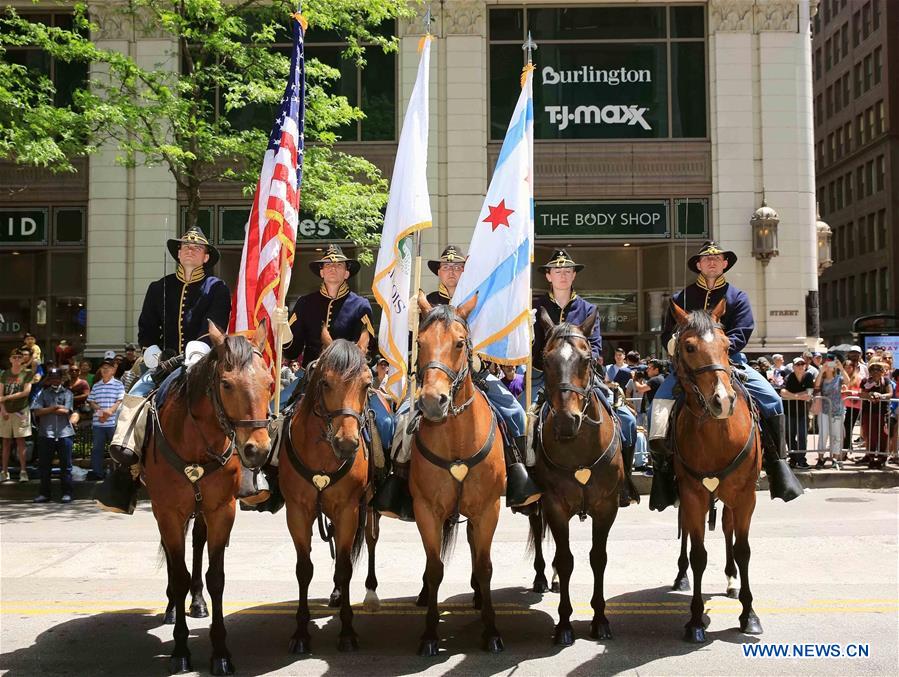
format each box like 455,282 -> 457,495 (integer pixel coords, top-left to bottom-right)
670,300 -> 764,642
532,308 -> 624,645
672,515 -> 740,599
280,332 -> 373,654
411,293 -> 506,656
143,321 -> 272,675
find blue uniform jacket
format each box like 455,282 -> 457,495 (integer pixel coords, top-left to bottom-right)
284,284 -> 376,365
532,293 -> 602,370
661,276 -> 754,356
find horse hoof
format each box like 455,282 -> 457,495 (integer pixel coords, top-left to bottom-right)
740,613 -> 764,635
168,655 -> 192,674
417,639 -> 440,657
726,587 -> 740,599
672,576 -> 691,592
553,626 -> 574,646
550,581 -> 560,594
162,609 -> 176,625
483,635 -> 504,653
328,589 -> 342,608
210,656 -> 235,676
532,577 -> 549,594
415,590 -> 428,607
683,625 -> 707,643
288,637 -> 311,655
590,620 -> 613,640
338,635 -> 359,652
189,600 -> 209,618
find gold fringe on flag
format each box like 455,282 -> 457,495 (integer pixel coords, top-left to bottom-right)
520,62 -> 535,88
418,33 -> 433,53
292,12 -> 308,32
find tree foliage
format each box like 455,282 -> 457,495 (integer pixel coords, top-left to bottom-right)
0,0 -> 416,259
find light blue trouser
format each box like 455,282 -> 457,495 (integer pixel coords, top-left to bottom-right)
653,362 -> 784,420
482,374 -> 526,438
129,371 -> 155,397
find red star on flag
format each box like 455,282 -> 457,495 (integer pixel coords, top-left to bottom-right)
483,199 -> 515,231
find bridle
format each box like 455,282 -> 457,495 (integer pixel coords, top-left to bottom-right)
190,346 -> 273,468
416,318 -> 475,418
311,371 -> 372,452
674,328 -> 736,421
543,332 -> 603,434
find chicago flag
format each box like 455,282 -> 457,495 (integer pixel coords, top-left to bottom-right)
451,66 -> 534,364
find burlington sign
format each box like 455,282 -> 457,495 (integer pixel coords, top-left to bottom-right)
534,44 -> 667,139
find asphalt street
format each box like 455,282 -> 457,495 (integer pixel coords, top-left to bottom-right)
1,487 -> 897,676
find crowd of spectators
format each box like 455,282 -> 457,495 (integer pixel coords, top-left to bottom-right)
0,333 -> 130,503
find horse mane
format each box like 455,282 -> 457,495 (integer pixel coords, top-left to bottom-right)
544,321 -> 586,349
678,309 -> 723,337
420,304 -> 467,333
298,339 -> 368,418
181,335 -> 255,408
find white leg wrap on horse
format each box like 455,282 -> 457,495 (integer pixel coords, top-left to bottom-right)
110,394 -> 151,461
363,588 -> 381,612
649,398 -> 676,441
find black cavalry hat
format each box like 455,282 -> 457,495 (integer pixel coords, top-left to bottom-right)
687,240 -> 737,274
539,248 -> 584,273
308,244 -> 361,277
427,245 -> 467,275
167,226 -> 220,267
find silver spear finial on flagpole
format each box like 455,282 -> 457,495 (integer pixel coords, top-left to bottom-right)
424,4 -> 433,34
523,30 -> 537,64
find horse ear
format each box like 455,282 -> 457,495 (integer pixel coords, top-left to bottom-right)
417,289 -> 432,317
579,308 -> 597,337
710,298 -> 727,323
208,320 -> 225,346
321,324 -> 333,347
456,293 -> 478,321
356,329 -> 370,354
538,307 -> 554,337
670,300 -> 689,326
252,318 -> 267,351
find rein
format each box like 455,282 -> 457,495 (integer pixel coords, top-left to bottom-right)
673,325 -> 736,421
416,314 -> 475,417
204,347 -> 272,437
542,332 -> 604,433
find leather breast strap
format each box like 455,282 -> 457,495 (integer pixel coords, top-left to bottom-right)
415,414 -> 497,483
284,415 -> 356,493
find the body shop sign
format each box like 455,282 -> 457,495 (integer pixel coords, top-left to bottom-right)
535,44 -> 667,139
536,201 -> 669,239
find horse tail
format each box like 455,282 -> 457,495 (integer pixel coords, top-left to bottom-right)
350,502 -> 366,568
440,518 -> 459,561
525,505 -> 547,555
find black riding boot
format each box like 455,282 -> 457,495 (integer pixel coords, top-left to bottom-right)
373,461 -> 415,521
506,435 -> 541,508
94,463 -> 139,515
648,437 -> 678,512
761,413 -> 804,502
238,465 -> 285,514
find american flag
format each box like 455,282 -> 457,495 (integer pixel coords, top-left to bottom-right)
230,10 -> 306,369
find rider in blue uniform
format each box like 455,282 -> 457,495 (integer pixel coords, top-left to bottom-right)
647,241 -> 804,511
96,226 -> 232,514
532,249 -> 638,479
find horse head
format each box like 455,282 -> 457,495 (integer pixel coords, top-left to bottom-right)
207,320 -> 273,468
415,291 -> 477,422
671,299 -> 736,419
309,332 -> 371,461
540,307 -> 597,440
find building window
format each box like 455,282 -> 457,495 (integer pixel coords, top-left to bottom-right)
845,221 -> 854,258
488,5 -> 707,141
841,24 -> 849,57
875,155 -> 885,192
872,0 -> 881,30
845,170 -> 853,204
865,160 -> 874,196
835,176 -> 844,210
866,107 -> 875,142
842,73 -> 850,108
825,39 -> 832,69
862,2 -> 871,39
876,100 -> 886,133
856,166 -> 865,198
848,276 -> 856,313
863,54 -> 873,91
182,18 -> 396,142
852,11 -> 861,46
876,210 -> 886,249
873,47 -> 882,85
814,49 -> 822,80
879,267 -> 889,308
856,113 -> 865,145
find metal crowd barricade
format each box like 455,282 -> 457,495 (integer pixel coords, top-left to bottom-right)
781,393 -> 898,466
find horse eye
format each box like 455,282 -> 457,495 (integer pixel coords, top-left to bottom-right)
456,340 -> 465,349
686,344 -> 696,354
221,380 -> 233,390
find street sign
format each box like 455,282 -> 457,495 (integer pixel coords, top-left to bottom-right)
0,209 -> 48,246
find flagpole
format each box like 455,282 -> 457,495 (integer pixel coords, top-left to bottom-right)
272,248 -> 289,415
408,230 -> 424,405
523,31 -> 537,407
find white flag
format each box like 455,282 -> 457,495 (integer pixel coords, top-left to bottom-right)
372,37 -> 433,402
451,67 -> 534,364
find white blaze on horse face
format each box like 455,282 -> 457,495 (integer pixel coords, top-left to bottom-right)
559,342 -> 574,361
702,331 -> 715,344
714,376 -> 732,418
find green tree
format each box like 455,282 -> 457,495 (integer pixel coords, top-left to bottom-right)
0,0 -> 416,259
